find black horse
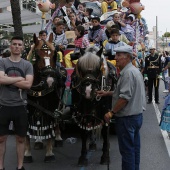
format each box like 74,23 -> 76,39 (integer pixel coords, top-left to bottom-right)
24,33 -> 67,163
71,46 -> 117,166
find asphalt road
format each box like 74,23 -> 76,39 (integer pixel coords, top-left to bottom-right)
4,80 -> 170,170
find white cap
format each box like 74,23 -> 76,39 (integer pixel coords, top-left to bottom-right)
127,14 -> 135,21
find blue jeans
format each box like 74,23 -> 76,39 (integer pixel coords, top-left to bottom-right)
115,113 -> 143,170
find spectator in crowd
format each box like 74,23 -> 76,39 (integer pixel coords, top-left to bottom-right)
132,51 -> 145,73
162,51 -> 170,93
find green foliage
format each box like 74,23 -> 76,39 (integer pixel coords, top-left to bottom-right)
163,32 -> 170,37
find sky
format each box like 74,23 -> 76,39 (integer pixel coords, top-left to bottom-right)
141,0 -> 170,36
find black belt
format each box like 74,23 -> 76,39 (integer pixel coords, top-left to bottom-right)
27,87 -> 54,97
116,113 -> 142,118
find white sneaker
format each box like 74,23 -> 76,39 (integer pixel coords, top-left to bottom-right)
163,90 -> 169,93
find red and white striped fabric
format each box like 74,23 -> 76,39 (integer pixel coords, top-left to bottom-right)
74,36 -> 90,48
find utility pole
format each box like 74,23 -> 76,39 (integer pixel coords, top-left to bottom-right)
156,16 -> 158,50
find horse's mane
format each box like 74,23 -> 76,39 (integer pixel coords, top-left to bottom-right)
78,45 -> 109,77
85,46 -> 100,54
78,52 -> 101,74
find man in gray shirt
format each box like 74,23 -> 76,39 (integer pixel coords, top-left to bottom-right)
0,36 -> 33,170
97,45 -> 146,170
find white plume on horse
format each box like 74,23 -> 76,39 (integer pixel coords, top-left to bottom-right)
85,84 -> 92,99
46,77 -> 54,88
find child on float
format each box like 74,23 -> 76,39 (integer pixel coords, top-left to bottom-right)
47,21 -> 68,66
81,8 -> 94,32
88,16 -> 104,47
77,3 -> 86,22
102,22 -> 129,46
101,0 -> 117,14
64,25 -> 90,68
112,12 -> 126,30
82,8 -> 93,24
67,12 -> 82,31
104,28 -> 127,66
121,14 -> 136,42
57,0 -> 76,17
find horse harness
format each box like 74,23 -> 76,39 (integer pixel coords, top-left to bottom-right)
27,38 -> 67,117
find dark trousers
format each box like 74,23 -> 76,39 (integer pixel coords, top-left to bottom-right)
148,78 -> 159,102
115,113 -> 143,170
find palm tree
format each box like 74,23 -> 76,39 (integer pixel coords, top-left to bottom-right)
10,0 -> 23,37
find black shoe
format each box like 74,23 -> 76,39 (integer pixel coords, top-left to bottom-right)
147,101 -> 152,104
16,166 -> 25,170
155,101 -> 160,104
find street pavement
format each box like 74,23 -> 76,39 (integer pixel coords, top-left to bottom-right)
4,80 -> 170,170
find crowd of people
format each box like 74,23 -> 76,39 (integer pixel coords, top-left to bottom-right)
37,0 -> 148,69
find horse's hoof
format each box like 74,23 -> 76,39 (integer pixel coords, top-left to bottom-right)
100,154 -> 110,165
23,156 -> 33,163
78,156 -> 88,167
44,155 -> 56,163
89,143 -> 97,151
54,140 -> 63,147
34,142 -> 43,150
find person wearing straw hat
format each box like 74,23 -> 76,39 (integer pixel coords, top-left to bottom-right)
97,44 -> 146,170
